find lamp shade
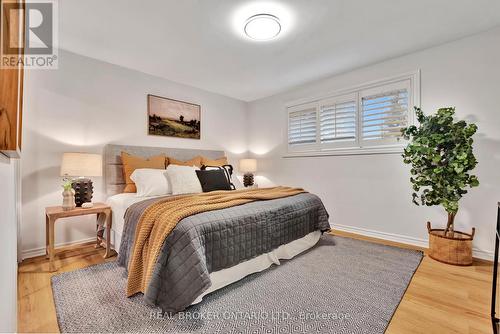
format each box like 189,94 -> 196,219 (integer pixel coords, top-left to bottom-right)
60,153 -> 102,177
239,158 -> 257,173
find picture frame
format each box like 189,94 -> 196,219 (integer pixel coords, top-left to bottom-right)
147,94 -> 201,140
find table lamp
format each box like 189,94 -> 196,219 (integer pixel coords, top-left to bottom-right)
239,158 -> 257,187
60,153 -> 102,207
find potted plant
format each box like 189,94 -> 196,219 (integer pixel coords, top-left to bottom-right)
401,107 -> 479,266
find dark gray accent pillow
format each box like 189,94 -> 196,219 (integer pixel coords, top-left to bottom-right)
201,164 -> 235,190
196,169 -> 232,192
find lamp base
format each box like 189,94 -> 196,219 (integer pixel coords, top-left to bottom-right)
71,178 -> 93,207
243,173 -> 254,187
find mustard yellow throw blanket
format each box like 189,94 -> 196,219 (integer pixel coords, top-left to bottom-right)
126,186 -> 306,296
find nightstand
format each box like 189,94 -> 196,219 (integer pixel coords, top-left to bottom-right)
45,203 -> 113,271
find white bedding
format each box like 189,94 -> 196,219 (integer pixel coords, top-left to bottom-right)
106,193 -> 164,249
106,193 -> 321,305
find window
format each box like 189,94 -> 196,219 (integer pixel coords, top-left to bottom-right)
319,94 -> 357,148
286,71 -> 419,155
360,80 -> 411,146
288,103 -> 317,147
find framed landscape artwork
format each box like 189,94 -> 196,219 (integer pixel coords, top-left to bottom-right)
147,94 -> 201,139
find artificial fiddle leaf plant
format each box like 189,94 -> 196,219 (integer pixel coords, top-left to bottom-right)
401,107 -> 479,236
62,180 -> 73,191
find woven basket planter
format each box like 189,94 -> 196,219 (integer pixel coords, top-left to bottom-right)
427,222 -> 475,266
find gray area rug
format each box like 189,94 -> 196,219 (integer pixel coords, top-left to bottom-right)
52,235 -> 423,333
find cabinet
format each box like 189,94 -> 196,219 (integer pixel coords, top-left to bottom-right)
0,0 -> 24,158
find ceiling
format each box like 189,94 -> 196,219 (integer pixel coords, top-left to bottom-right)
59,0 -> 500,102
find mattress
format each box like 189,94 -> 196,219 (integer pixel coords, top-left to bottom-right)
106,193 -> 163,249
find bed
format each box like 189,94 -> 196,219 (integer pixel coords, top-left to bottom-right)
104,144 -> 330,313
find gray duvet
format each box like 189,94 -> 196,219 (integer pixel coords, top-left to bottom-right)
117,192 -> 330,313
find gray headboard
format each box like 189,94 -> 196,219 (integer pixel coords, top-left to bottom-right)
104,144 -> 225,196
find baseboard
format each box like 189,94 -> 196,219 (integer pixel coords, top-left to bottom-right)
472,248 -> 495,261
21,237 -> 96,260
333,224 -> 494,261
22,225 -> 494,261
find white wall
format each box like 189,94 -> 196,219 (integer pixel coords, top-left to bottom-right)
21,49 -> 248,256
0,157 -> 18,332
247,27 -> 500,259
21,28 -> 500,260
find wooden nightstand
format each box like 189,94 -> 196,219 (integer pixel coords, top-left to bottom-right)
45,203 -> 113,271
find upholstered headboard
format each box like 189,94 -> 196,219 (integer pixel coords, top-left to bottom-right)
104,144 -> 225,196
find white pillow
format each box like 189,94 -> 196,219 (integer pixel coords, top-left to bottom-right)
165,165 -> 203,195
130,168 -> 170,197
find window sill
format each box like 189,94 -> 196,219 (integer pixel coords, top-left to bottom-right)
283,146 -> 405,158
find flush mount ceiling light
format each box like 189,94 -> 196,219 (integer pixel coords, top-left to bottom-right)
244,14 -> 281,41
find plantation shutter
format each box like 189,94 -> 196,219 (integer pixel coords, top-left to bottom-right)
286,74 -> 417,154
319,94 -> 357,147
360,80 -> 411,145
287,102 -> 318,148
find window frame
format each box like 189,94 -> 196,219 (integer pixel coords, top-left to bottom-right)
285,70 -> 420,157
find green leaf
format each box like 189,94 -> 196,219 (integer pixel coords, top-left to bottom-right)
401,107 -> 479,212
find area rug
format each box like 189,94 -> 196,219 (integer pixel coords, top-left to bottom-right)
51,235 -> 423,333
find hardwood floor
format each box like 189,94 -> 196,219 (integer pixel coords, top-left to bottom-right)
333,230 -> 493,334
17,233 -> 493,333
17,243 -> 116,333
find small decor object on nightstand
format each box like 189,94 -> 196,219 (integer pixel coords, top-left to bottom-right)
240,158 -> 257,187
60,153 -> 102,207
61,180 -> 75,211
